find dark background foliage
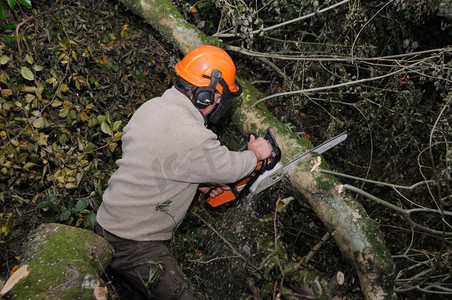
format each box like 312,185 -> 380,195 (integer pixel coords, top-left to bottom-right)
1,0 -> 451,298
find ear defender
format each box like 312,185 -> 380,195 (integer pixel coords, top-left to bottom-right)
193,70 -> 222,108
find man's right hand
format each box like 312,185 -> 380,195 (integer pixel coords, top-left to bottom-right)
247,135 -> 272,161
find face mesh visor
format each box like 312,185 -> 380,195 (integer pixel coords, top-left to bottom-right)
209,80 -> 242,124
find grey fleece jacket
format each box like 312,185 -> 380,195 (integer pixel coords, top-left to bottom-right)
96,87 -> 257,241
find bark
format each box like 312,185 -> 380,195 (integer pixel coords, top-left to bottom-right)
4,223 -> 113,299
118,0 -> 395,298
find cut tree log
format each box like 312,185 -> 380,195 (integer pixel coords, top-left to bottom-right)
118,0 -> 395,298
2,223 -> 113,299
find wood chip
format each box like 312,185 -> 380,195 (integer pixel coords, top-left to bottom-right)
337,271 -> 345,285
310,156 -> 322,172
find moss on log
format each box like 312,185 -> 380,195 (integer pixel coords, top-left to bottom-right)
5,223 -> 113,299
117,0 -> 395,298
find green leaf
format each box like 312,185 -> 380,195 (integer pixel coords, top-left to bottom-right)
76,217 -> 83,227
155,200 -> 172,212
32,116 -> 45,128
58,134 -> 68,145
37,201 -> 50,210
86,213 -> 97,227
58,108 -> 69,118
21,67 -> 34,81
277,196 -> 294,213
60,210 -> 71,221
7,0 -> 15,9
17,0 -> 32,9
73,198 -> 88,213
105,111 -> 111,124
33,65 -> 43,71
0,55 -> 9,65
25,53 -> 33,64
100,121 -> 112,135
112,120 -> 122,131
0,5 -> 5,21
60,83 -> 69,92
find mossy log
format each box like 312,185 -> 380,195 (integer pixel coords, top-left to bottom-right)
119,0 -> 395,298
4,223 -> 113,299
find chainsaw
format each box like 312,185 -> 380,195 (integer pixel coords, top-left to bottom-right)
206,129 -> 348,207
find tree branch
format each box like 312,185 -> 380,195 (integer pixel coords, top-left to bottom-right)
342,184 -> 452,236
214,0 -> 352,38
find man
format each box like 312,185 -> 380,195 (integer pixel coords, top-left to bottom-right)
96,45 -> 271,299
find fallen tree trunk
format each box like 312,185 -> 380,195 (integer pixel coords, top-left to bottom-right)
118,0 -> 395,298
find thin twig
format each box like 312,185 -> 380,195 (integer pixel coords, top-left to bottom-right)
303,230 -> 335,264
16,16 -> 34,56
214,0 -> 352,38
188,255 -> 241,264
190,211 -> 259,271
273,198 -> 285,295
351,1 -> 394,61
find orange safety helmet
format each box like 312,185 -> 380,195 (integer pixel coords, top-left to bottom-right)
175,45 -> 240,94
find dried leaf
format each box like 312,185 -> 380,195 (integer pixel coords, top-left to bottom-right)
0,265 -> 30,295
336,185 -> 344,195
94,282 -> 108,300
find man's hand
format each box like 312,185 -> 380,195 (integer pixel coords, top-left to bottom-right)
247,135 -> 272,161
199,184 -> 231,198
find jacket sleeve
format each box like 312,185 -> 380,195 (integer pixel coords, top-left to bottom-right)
175,131 -> 258,184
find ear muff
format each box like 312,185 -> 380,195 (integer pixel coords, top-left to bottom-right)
193,70 -> 222,108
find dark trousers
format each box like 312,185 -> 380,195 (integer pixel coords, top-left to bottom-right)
95,224 -> 199,299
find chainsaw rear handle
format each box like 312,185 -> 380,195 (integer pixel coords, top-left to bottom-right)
206,128 -> 281,207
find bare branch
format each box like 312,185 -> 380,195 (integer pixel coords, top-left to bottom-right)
342,184 -> 452,236
320,169 -> 435,190
226,45 -> 451,62
214,0 -> 352,38
250,58 -> 432,106
351,1 -> 394,60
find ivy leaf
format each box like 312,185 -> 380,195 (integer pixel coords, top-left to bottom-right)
21,67 -> 34,81
100,121 -> 112,135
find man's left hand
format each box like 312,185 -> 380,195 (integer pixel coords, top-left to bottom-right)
199,184 -> 231,198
